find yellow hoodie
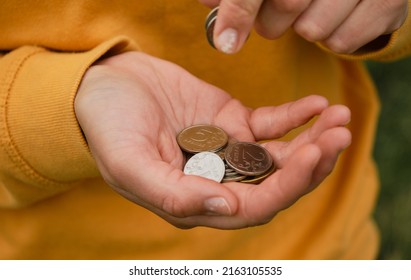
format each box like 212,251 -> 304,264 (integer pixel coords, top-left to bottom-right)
1,0 -> 411,259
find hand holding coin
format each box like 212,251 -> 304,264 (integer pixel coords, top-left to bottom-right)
75,51 -> 351,229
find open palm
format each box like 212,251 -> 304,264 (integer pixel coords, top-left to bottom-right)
75,51 -> 351,229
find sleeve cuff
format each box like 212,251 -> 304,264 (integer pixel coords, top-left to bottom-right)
2,36 -> 133,206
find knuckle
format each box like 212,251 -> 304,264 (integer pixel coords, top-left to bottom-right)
161,195 -> 189,218
275,0 -> 309,13
254,22 -> 283,39
198,0 -> 219,8
323,36 -> 354,54
245,211 -> 274,227
294,20 -> 329,42
381,0 -> 407,11
224,0 -> 259,18
380,0 -> 408,31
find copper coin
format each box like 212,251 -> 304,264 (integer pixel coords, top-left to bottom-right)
216,149 -> 225,160
215,137 -> 238,159
224,142 -> 273,176
177,124 -> 228,154
241,163 -> 276,184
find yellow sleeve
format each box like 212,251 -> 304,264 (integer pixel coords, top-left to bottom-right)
319,0 -> 411,61
0,36 -> 132,208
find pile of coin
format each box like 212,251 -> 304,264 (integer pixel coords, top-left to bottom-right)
177,124 -> 275,184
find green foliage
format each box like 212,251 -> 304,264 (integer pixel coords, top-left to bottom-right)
367,57 -> 411,259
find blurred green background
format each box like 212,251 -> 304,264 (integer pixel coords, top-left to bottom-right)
366,57 -> 411,260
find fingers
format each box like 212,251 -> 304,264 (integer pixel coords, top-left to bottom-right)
255,144 -> 321,212
249,95 -> 328,141
242,127 -> 350,225
286,0 -> 407,53
293,0 -> 359,43
309,126 -> 351,188
261,104 -> 351,196
264,104 -> 351,166
198,0 -> 220,8
320,0 -> 409,53
207,0 -> 408,54
300,104 -> 351,143
255,0 -> 312,39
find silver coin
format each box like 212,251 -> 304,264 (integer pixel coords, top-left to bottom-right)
222,173 -> 247,183
205,6 -> 218,48
183,151 -> 225,182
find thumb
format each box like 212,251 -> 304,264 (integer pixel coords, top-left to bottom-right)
209,0 -> 263,53
114,158 -> 239,218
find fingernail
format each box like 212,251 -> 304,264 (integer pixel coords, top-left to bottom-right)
204,197 -> 232,216
216,28 -> 238,54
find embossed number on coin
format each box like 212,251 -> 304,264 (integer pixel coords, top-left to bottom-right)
225,142 -> 273,176
177,124 -> 228,153
183,152 -> 226,182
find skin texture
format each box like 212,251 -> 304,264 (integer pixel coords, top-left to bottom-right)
75,52 -> 351,229
199,0 -> 409,54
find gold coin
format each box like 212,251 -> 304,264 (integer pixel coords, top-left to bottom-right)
177,124 -> 228,154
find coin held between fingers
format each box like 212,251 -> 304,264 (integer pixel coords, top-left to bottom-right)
204,6 -> 249,53
205,6 -> 219,48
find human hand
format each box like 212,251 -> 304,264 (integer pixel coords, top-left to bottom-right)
200,0 -> 408,54
75,51 -> 351,229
